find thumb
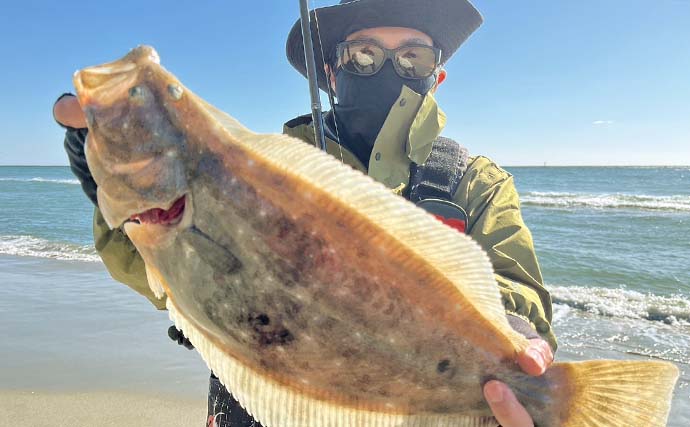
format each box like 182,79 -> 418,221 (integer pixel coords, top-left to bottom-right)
53,94 -> 87,129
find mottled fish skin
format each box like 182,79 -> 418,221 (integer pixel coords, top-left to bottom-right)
75,46 -> 678,427
138,158 -> 529,414
74,45 -> 513,414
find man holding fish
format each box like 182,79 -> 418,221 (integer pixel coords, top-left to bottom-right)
54,1 -> 557,426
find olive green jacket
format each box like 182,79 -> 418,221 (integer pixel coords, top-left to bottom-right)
92,86 -> 557,349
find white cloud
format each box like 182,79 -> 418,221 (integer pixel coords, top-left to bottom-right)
592,120 -> 614,125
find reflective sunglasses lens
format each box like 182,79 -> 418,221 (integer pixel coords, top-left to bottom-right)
394,46 -> 438,78
340,42 -> 385,76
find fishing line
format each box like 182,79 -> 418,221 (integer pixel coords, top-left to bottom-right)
312,0 -> 345,164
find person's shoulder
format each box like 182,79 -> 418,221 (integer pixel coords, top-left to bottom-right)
283,113 -> 316,144
433,137 -> 510,183
453,154 -> 517,207
465,155 -> 513,185
283,113 -> 313,130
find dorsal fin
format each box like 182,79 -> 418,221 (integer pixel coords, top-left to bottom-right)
195,100 -> 529,357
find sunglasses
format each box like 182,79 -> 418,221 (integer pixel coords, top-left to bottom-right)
336,40 -> 442,79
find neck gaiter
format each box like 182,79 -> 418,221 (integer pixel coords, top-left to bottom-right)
333,62 -> 436,164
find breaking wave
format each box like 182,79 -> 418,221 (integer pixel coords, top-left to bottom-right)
0,177 -> 80,185
550,285 -> 690,326
521,191 -> 690,212
0,235 -> 100,262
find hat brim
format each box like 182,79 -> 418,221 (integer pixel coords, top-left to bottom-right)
286,0 -> 483,93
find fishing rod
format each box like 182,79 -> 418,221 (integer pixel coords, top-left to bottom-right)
299,0 -> 327,152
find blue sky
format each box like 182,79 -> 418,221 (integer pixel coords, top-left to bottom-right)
1,0 -> 688,166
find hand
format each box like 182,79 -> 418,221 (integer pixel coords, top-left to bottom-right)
53,94 -> 87,129
483,339 -> 554,427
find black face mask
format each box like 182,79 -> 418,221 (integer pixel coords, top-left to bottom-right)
332,62 -> 437,164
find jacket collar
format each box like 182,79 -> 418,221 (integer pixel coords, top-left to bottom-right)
367,86 -> 446,189
297,87 -> 446,190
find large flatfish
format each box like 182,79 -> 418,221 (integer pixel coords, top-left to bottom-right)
74,46 -> 678,427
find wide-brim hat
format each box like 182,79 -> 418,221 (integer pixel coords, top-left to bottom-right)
286,0 -> 483,92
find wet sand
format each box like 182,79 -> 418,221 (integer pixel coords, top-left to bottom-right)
1,255 -> 210,425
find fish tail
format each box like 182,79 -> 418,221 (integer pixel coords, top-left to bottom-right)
534,360 -> 679,427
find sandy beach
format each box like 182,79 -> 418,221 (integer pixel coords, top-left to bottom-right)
0,391 -> 205,427
1,255 -> 211,426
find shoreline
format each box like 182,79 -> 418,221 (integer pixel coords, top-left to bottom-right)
0,254 -> 209,399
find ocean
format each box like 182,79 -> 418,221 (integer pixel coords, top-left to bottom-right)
1,165 -> 688,425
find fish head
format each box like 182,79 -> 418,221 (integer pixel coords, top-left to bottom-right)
74,46 -> 192,245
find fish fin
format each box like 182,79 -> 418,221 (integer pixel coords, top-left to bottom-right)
538,360 -> 679,427
144,262 -> 167,299
205,104 -> 526,355
197,97 -> 256,139
168,300 -> 498,427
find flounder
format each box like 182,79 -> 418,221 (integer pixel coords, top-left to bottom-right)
74,46 -> 679,427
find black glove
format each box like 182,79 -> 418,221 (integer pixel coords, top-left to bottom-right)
168,325 -> 195,350
54,93 -> 98,206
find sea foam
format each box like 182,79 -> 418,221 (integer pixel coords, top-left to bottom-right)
550,284 -> 690,327
0,177 -> 80,185
0,235 -> 100,263
521,191 -> 690,212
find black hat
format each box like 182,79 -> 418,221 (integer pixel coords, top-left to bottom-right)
286,0 -> 483,92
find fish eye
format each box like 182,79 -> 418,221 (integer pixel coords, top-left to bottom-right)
168,84 -> 184,100
129,86 -> 143,98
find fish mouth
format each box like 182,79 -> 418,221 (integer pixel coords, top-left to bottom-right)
128,195 -> 187,226
122,194 -> 193,249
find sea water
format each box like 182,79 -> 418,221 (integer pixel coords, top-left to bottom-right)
1,165 -> 688,424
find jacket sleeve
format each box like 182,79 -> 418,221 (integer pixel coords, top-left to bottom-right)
93,208 -> 167,310
454,156 -> 557,350
64,128 -> 99,206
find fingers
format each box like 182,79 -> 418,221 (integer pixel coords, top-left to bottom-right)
517,338 -> 554,376
483,340 -> 552,426
53,95 -> 87,129
484,380 -> 533,427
